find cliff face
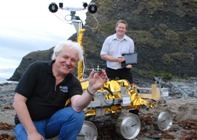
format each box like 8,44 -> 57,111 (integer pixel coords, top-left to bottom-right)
10,48 -> 53,81
9,0 -> 197,81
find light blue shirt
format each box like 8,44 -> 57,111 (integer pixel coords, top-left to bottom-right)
100,34 -> 135,69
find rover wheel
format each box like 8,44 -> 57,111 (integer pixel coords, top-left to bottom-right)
77,121 -> 98,140
157,109 -> 173,131
116,113 -> 141,139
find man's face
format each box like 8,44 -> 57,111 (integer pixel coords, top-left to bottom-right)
55,47 -> 79,75
115,23 -> 127,36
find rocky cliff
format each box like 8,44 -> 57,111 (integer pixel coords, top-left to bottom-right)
9,0 -> 197,81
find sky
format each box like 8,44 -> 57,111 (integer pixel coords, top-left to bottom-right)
0,0 -> 91,79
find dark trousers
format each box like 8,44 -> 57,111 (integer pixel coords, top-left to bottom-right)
106,67 -> 133,84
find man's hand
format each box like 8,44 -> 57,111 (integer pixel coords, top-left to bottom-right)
28,131 -> 44,140
126,64 -> 132,69
70,69 -> 108,112
88,69 -> 108,93
117,57 -> 125,63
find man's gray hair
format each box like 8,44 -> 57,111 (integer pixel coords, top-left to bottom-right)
51,40 -> 84,61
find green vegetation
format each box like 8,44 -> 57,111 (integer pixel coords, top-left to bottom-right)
179,0 -> 197,13
83,36 -> 99,55
134,68 -> 173,80
129,30 -> 159,48
97,0 -> 113,14
99,22 -> 115,35
154,72 -> 173,80
162,54 -> 173,65
146,0 -> 164,11
165,29 -> 180,46
162,52 -> 194,65
180,27 -> 197,49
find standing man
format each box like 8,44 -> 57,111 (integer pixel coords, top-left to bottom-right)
100,20 -> 135,84
13,40 -> 108,140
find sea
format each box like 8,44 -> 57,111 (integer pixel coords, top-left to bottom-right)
0,77 -> 18,84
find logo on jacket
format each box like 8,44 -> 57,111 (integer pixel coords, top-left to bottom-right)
60,86 -> 68,93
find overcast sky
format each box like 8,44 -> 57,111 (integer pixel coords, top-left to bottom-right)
0,0 -> 91,79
